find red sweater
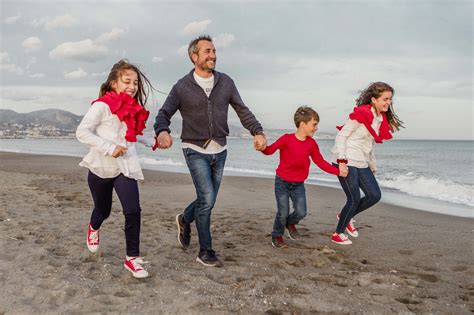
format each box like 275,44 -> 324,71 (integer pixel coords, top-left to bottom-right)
263,133 -> 340,182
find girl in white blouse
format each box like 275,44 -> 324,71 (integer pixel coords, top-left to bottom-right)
329,82 -> 403,245
76,60 -> 156,278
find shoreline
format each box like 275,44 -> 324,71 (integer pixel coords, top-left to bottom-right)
0,147 -> 472,218
0,152 -> 473,313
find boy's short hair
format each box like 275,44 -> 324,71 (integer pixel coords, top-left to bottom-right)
294,106 -> 319,127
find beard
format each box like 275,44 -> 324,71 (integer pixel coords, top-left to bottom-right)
198,58 -> 216,72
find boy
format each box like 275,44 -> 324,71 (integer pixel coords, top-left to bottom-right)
261,106 -> 348,248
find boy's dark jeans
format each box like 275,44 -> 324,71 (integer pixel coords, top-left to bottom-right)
272,175 -> 307,238
335,164 -> 381,234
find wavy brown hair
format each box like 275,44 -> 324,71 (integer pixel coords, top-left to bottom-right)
99,59 -> 154,107
356,82 -> 404,131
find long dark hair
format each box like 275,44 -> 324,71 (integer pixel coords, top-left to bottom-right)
99,59 -> 154,107
356,82 -> 404,131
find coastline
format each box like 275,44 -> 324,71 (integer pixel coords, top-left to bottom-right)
0,152 -> 472,313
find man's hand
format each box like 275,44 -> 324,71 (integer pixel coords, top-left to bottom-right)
112,145 -> 127,158
253,134 -> 267,151
156,131 -> 173,149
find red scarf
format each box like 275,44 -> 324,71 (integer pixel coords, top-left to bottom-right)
337,104 -> 392,143
92,92 -> 149,142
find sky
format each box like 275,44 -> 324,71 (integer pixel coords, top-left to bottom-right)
0,0 -> 472,140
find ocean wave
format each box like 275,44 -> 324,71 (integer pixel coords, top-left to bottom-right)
378,172 -> 474,207
139,157 -> 185,167
224,166 -> 274,176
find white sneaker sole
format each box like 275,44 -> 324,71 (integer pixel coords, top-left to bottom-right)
331,239 -> 352,245
346,229 -> 359,238
196,256 -> 222,267
124,264 -> 149,278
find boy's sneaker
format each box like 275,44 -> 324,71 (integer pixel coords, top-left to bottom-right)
87,224 -> 99,253
331,232 -> 352,245
337,214 -> 359,238
124,256 -> 149,278
286,224 -> 301,240
271,236 -> 288,248
176,213 -> 191,249
196,250 -> 223,267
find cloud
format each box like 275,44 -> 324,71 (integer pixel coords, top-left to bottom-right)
4,15 -> 20,25
0,51 -> 10,63
95,28 -> 125,44
64,68 -> 88,79
28,73 -> 45,78
152,57 -> 164,63
0,63 -> 24,75
213,33 -> 235,48
49,39 -> 108,61
177,45 -> 188,57
22,37 -> 42,51
45,14 -> 79,31
30,17 -> 49,28
92,71 -> 108,77
180,19 -> 212,36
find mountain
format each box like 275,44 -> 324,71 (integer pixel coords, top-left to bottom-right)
0,108 -> 335,139
0,109 -> 82,131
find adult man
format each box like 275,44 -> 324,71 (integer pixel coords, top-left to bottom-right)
154,35 -> 267,267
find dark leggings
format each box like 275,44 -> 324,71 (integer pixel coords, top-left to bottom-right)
335,165 -> 381,234
88,171 -> 141,257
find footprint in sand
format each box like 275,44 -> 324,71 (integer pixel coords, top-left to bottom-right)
416,273 -> 439,283
451,265 -> 469,272
395,297 -> 422,305
398,249 -> 414,255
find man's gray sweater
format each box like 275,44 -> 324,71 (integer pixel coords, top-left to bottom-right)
154,70 -> 263,148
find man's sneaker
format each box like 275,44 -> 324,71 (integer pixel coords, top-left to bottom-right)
331,232 -> 352,245
87,224 -> 99,253
337,214 -> 359,238
124,256 -> 149,278
176,213 -> 191,249
196,250 -> 223,267
286,224 -> 301,240
271,236 -> 288,248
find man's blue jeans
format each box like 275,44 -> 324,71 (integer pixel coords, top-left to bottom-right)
182,148 -> 227,251
335,165 -> 381,234
272,175 -> 307,238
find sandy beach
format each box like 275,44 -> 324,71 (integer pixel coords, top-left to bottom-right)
0,152 -> 472,313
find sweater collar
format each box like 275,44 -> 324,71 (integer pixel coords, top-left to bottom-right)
187,69 -> 220,87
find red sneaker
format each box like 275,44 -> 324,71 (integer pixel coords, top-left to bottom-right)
337,214 -> 359,238
286,224 -> 301,240
87,224 -> 99,253
124,256 -> 149,278
331,232 -> 352,245
271,236 -> 288,248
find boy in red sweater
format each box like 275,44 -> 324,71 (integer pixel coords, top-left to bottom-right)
262,106 -> 348,248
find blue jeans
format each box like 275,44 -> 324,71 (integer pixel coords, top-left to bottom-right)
335,165 -> 381,234
182,148 -> 227,251
272,175 -> 307,238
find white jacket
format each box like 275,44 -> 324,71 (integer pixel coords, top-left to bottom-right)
330,107 -> 382,171
76,101 -> 154,180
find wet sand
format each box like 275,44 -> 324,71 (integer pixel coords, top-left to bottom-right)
0,152 -> 472,313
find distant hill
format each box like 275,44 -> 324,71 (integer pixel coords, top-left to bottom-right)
0,108 -> 334,139
0,109 -> 82,131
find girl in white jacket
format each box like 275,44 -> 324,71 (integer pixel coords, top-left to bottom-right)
330,82 -> 403,245
76,60 -> 156,278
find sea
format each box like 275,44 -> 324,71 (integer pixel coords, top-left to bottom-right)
1,137 -> 473,218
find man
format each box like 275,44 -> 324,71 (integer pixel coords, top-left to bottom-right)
154,35 -> 267,267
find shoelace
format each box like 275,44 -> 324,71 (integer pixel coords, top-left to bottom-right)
129,257 -> 149,270
338,233 -> 348,241
89,231 -> 98,243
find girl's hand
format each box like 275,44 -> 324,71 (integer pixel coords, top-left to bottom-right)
112,145 -> 127,158
338,163 -> 349,177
